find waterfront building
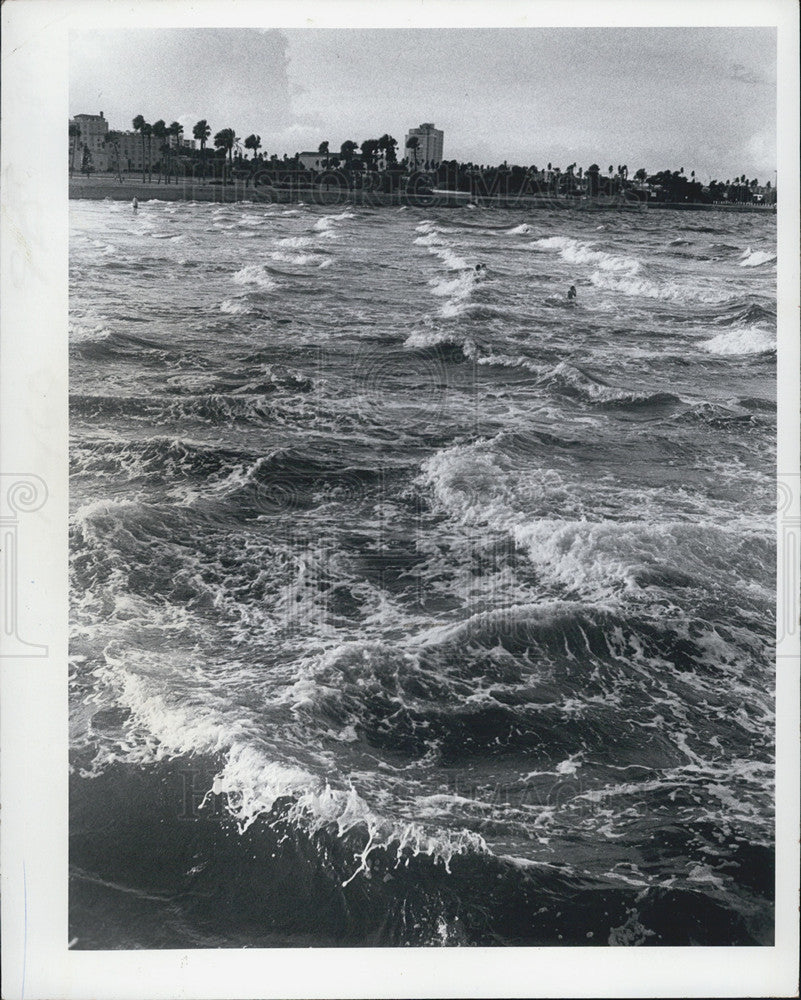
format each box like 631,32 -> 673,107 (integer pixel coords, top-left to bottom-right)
404,123 -> 444,168
297,151 -> 326,171
69,111 -> 109,172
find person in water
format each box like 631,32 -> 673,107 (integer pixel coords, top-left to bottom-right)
475,263 -> 486,273
567,284 -> 576,300
132,197 -> 138,212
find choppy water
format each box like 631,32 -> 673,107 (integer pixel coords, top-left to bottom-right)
69,198 -> 776,947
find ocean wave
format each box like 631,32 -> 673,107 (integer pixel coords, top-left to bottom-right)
673,402 -> 758,428
506,223 -> 532,235
739,248 -> 776,268
313,211 -> 355,233
589,270 -> 734,303
276,235 -> 316,248
712,299 -> 776,327
269,250 -> 331,268
232,264 -> 277,290
403,324 -> 478,359
220,298 -> 250,314
71,436 -> 248,485
69,321 -> 111,345
419,439 -> 771,602
70,326 -> 179,363
536,361 -> 681,408
512,518 -> 768,598
702,327 -> 775,356
476,353 -> 549,376
70,391 -> 280,426
532,235 -> 641,274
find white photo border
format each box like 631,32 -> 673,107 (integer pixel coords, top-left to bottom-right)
1,1 -> 798,997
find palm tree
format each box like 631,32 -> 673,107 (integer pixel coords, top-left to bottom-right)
193,119 -> 211,183
244,134 -> 262,160
340,139 -> 358,169
405,135 -> 419,170
132,115 -> 147,182
169,121 -> 183,183
377,134 -> 398,169
103,130 -> 123,182
213,128 -> 238,181
360,139 -> 379,172
69,121 -> 81,177
142,122 -> 153,183
152,120 -> 167,183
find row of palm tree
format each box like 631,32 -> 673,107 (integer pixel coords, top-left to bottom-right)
91,117 -> 770,204
131,115 -> 184,183
189,120 -> 261,183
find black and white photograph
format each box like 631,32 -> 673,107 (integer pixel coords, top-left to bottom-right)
1,0 -> 799,996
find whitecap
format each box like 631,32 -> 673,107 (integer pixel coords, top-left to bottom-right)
702,327 -> 775,356
232,264 -> 277,290
739,248 -> 776,268
220,298 -> 250,314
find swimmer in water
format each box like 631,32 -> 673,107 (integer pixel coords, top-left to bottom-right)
475,263 -> 486,273
132,197 -> 138,212
567,284 -> 576,300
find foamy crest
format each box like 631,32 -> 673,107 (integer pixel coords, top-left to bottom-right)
92,649 -> 489,881
477,353 -> 549,376
739,248 -> 776,268
220,298 -> 250,314
70,322 -> 111,344
232,264 -> 277,290
589,270 -> 733,303
512,518 -> 763,600
702,327 -> 775,356
403,325 -> 478,359
314,211 -> 355,233
269,250 -> 329,267
276,235 -> 315,248
533,235 -> 641,274
507,223 -> 532,235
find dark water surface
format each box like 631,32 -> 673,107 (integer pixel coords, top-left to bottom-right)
69,199 -> 776,947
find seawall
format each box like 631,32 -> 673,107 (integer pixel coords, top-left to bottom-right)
68,175 -> 776,213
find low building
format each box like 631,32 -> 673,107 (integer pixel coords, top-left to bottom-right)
297,151 -> 327,171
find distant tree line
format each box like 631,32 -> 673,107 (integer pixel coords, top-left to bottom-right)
86,117 -> 773,205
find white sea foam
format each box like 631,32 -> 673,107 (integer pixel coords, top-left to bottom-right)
507,223 -> 532,235
419,437 -> 766,603
403,325 -> 478,358
232,264 -> 277,290
702,326 -> 775,356
532,235 -> 641,274
477,353 -> 549,376
69,321 -> 111,344
589,270 -> 733,303
739,247 -> 776,268
269,250 -> 328,267
314,211 -> 355,232
88,647 -> 490,880
220,298 -> 250,314
276,235 -> 315,248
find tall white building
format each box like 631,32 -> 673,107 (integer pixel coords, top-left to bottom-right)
404,123 -> 444,168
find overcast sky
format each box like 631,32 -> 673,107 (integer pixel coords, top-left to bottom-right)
70,27 -> 776,182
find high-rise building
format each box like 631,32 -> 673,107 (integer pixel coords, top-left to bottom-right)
404,123 -> 443,168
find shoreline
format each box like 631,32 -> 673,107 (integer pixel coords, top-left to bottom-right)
69,175 -> 776,213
